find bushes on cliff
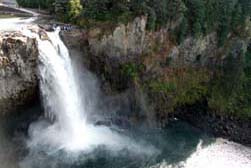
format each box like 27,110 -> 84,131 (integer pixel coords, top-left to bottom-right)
142,40 -> 251,118
207,44 -> 251,118
78,0 -> 250,44
209,49 -> 244,115
242,44 -> 251,117
146,68 -> 210,112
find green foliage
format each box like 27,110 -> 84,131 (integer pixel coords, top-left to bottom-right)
231,4 -> 243,30
183,0 -> 205,38
17,0 -> 251,44
177,17 -> 189,43
121,63 -> 144,80
80,0 -> 249,43
147,68 -> 210,109
145,46 -> 251,118
245,45 -> 251,68
149,81 -> 177,93
173,69 -> 210,106
81,0 -> 131,23
217,0 -> 236,45
204,0 -> 219,33
148,0 -> 169,27
240,0 -> 251,16
67,0 -> 82,21
145,6 -> 156,31
208,45 -> 251,118
243,44 -> 251,117
168,0 -> 187,20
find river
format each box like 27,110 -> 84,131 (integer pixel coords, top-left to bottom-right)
0,7 -> 251,168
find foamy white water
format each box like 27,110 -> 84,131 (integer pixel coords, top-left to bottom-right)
32,28 -> 88,149
1,13 -> 250,168
0,17 -> 35,31
20,26 -> 156,155
0,3 -> 38,31
150,138 -> 251,168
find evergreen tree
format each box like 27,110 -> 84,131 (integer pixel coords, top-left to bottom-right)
16,0 -> 251,45
168,0 -> 187,21
204,0 -> 219,33
177,17 -> 188,43
184,0 -> 205,37
217,0 -> 236,45
231,4 -> 243,31
146,6 -> 157,31
150,0 -> 169,27
240,0 -> 251,16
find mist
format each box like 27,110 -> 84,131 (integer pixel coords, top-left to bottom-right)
0,121 -> 18,168
16,26 -> 159,168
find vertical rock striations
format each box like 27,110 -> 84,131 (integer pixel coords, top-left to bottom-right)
0,32 -> 38,115
61,16 -> 251,145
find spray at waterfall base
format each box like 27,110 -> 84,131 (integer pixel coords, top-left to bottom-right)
21,26 -> 157,156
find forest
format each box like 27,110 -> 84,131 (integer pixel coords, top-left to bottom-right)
16,0 -> 251,44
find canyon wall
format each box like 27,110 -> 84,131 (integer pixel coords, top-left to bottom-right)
62,17 -> 251,145
0,32 -> 38,116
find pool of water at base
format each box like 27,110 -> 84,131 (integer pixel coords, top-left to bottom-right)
1,105 -> 251,168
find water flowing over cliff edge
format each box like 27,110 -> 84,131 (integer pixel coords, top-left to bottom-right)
21,26 -> 156,155
0,7 -> 251,168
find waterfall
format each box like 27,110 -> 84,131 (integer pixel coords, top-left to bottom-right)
39,28 -> 86,132
38,28 -> 87,145
22,27 -> 89,151
22,27 -> 155,154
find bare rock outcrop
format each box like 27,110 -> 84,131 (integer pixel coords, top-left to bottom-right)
0,32 -> 38,115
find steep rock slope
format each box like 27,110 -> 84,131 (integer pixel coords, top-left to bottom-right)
62,17 -> 251,145
0,32 -> 38,115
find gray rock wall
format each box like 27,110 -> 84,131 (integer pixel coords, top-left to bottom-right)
0,32 -> 38,115
61,17 -> 251,145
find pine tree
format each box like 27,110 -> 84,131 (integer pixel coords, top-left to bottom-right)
54,0 -> 69,20
168,0 -> 187,21
240,0 -> 251,16
188,0 -> 205,37
177,17 -> 188,43
231,4 -> 243,31
204,0 -> 219,33
146,6 -> 156,31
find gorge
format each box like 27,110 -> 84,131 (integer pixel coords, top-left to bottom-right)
0,1 -> 251,168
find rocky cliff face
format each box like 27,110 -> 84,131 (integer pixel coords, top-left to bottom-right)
0,32 -> 38,116
82,17 -> 250,110
62,16 -> 251,145
88,17 -> 147,62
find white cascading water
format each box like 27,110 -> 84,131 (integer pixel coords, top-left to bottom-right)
35,28 -> 87,150
22,27 -> 155,154
150,138 -> 251,168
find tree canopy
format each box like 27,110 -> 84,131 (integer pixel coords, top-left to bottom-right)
17,0 -> 251,44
